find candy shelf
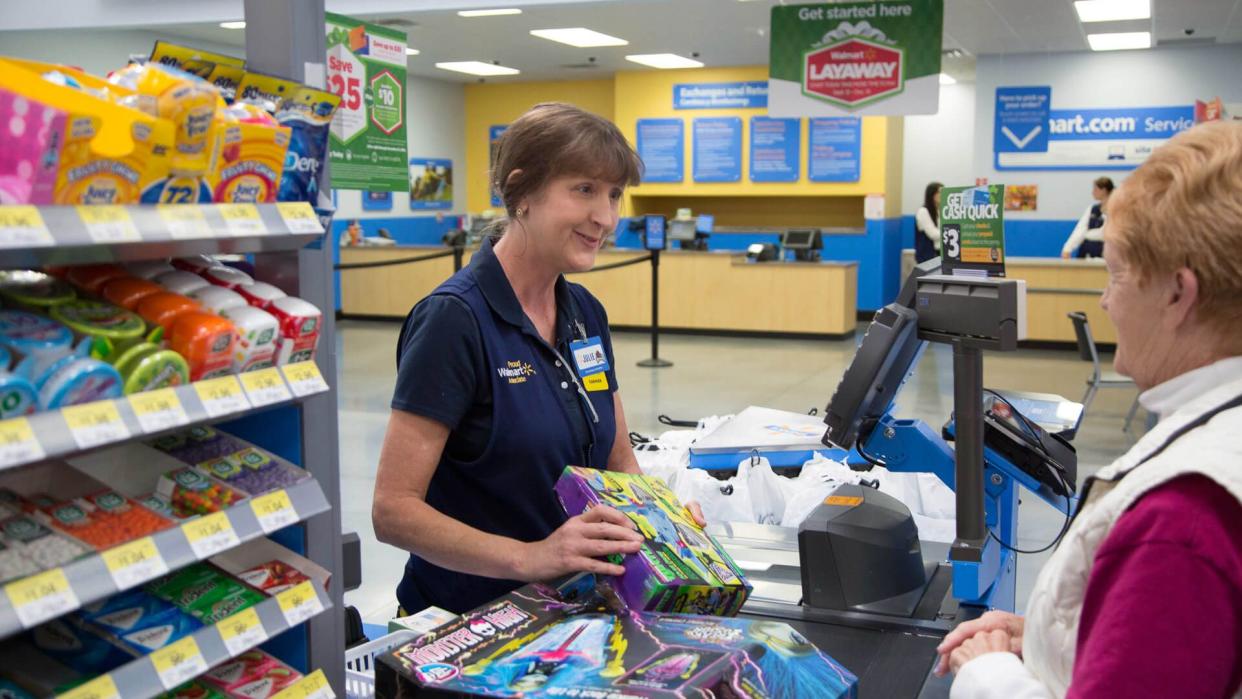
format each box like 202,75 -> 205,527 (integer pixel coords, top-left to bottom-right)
0,203 -> 325,269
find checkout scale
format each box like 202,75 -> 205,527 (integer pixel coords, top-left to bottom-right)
705,260 -> 1083,698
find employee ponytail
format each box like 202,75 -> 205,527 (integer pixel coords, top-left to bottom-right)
924,181 -> 943,226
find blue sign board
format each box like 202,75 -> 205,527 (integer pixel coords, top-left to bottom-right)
693,117 -> 742,183
1045,106 -> 1195,140
409,157 -> 453,210
995,102 -> 1195,171
808,117 -> 861,182
749,117 -> 800,182
994,86 -> 1051,153
362,190 -> 392,211
637,119 -> 685,183
643,214 -> 666,251
674,81 -> 769,109
488,125 -> 507,206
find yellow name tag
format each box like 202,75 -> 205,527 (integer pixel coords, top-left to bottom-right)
583,372 -> 609,392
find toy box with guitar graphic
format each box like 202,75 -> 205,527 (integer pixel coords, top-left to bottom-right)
373,577 -> 857,698
555,466 -> 751,616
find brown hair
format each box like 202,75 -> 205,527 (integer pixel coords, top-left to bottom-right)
491,102 -> 643,217
1105,121 -> 1242,335
1093,176 -> 1115,193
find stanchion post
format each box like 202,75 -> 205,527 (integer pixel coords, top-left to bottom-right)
453,244 -> 464,272
637,249 -> 672,368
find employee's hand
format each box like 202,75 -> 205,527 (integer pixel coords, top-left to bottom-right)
1062,251 -> 1071,259
517,505 -> 644,581
934,610 -> 1024,676
949,629 -> 1014,674
686,500 -> 707,527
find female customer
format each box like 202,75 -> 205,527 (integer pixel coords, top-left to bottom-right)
941,121 -> 1242,697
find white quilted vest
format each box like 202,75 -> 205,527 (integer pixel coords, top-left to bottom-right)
1020,373 -> 1242,697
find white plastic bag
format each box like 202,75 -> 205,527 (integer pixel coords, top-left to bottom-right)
744,457 -> 787,525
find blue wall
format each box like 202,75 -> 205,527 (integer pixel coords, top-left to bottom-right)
331,216 -> 463,311
899,215 -> 1078,259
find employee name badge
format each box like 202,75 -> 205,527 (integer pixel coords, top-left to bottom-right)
570,336 -> 610,392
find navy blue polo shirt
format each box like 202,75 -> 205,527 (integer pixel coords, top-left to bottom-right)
391,237 -> 619,614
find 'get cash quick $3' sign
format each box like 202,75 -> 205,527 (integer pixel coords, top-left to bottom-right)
940,185 -> 1006,277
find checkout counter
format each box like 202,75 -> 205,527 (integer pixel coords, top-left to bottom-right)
340,245 -> 858,337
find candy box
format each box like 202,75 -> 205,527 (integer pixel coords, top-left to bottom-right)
0,86 -> 64,204
225,662 -> 300,699
190,585 -> 266,625
81,589 -> 203,655
267,296 -> 321,365
146,562 -> 223,601
373,578 -> 858,699
157,680 -> 229,699
210,537 -> 332,597
555,466 -> 751,616
0,537 -> 41,583
0,513 -> 90,568
156,466 -> 246,517
237,560 -> 309,595
27,617 -> 134,677
201,650 -> 280,692
194,447 -> 308,496
38,490 -> 172,550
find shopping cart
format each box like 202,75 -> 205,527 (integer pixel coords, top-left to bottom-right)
344,630 -> 419,699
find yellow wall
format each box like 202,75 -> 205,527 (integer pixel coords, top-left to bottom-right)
464,66 -> 904,225
464,79 -> 615,212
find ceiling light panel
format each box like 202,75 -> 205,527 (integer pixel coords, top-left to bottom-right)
405,48 -> 420,55
1074,0 -> 1150,23
435,61 -> 521,76
530,28 -> 628,47
1087,31 -> 1151,51
625,53 -> 705,69
939,73 -> 957,85
458,8 -> 522,17
219,21 -> 246,29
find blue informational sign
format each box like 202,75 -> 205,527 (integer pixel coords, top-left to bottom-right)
409,157 -> 453,210
489,125 -> 507,206
808,117 -> 861,182
636,119 -> 685,183
994,86 -> 1051,153
693,117 -> 743,183
361,190 -> 392,211
749,117 -> 800,182
643,214 -> 666,251
674,81 -> 769,109
697,214 -> 714,233
996,103 -> 1195,170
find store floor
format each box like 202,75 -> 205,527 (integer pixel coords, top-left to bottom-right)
334,319 -> 1143,626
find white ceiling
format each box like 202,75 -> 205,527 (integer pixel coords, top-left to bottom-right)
7,0 -> 1242,83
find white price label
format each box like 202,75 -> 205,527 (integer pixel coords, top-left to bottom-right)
275,203 -> 323,233
239,368 -> 293,408
0,206 -> 54,249
276,580 -> 324,627
5,569 -> 79,629
217,606 -> 268,656
251,490 -> 298,533
182,512 -> 240,559
62,401 -> 130,450
102,537 -> 169,590
282,362 -> 329,397
151,636 -> 209,690
128,389 -> 191,433
217,204 -> 267,236
159,205 -> 213,239
77,206 -> 140,243
194,376 -> 251,417
0,417 -> 45,469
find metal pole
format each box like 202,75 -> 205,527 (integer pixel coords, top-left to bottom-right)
951,340 -> 986,544
637,249 -> 673,368
453,244 -> 464,273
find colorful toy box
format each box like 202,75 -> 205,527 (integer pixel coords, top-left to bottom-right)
555,466 -> 751,616
373,577 -> 858,699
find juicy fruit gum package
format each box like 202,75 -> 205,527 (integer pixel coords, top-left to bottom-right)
555,466 -> 752,616
208,102 -> 290,204
0,57 -> 174,205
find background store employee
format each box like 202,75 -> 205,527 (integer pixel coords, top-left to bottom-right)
915,181 -> 943,263
1060,177 -> 1114,259
372,103 -> 693,615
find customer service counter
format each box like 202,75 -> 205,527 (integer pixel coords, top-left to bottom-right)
1007,257 -> 1114,344
340,246 -> 858,337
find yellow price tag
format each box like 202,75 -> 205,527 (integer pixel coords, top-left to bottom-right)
101,536 -> 168,589
150,635 -> 208,690
275,202 -> 323,234
0,205 -> 54,248
56,673 -> 120,699
239,367 -> 292,407
77,206 -> 140,243
62,400 -> 130,449
4,568 -> 79,629
217,606 -> 268,655
276,580 -> 324,626
282,361 -> 328,397
273,670 -> 333,699
251,490 -> 297,533
0,416 -> 45,469
216,203 -> 266,236
181,512 -> 240,559
128,388 -> 190,433
194,375 -> 250,417
158,204 -> 212,239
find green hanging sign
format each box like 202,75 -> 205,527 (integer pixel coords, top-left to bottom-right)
326,13 -> 409,191
940,184 -> 1007,277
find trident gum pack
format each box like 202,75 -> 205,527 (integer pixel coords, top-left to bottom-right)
555,467 -> 752,616
374,577 -> 858,699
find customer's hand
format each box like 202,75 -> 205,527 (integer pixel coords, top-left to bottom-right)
686,500 -> 707,527
949,629 -> 1014,674
517,505 -> 644,581
934,610 -> 1024,676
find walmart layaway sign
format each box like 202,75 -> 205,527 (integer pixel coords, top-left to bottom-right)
768,0 -> 943,117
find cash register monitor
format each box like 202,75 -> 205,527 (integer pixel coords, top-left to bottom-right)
781,229 -> 819,250
668,218 -> 697,242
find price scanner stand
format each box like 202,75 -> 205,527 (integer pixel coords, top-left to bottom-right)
710,261 -> 1082,698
